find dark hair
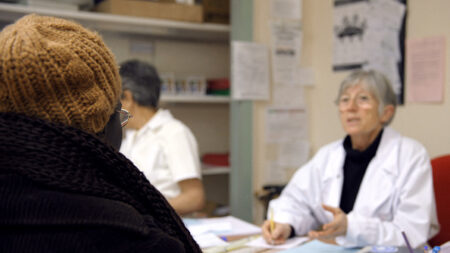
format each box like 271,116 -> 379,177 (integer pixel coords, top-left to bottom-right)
119,60 -> 161,108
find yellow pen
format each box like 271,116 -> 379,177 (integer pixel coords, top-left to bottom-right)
269,207 -> 275,233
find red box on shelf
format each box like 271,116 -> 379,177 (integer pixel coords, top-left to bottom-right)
206,78 -> 230,96
202,153 -> 229,167
207,78 -> 230,90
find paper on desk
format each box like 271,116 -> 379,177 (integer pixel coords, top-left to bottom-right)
246,236 -> 309,249
184,216 -> 262,237
193,232 -> 228,249
441,241 -> 450,253
187,221 -> 232,236
279,240 -> 360,253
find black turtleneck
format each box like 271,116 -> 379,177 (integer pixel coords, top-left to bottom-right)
339,129 -> 384,214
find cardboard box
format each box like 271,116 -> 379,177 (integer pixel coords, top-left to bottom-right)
95,0 -> 203,23
202,0 -> 229,24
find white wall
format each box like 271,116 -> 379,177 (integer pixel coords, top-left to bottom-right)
252,0 -> 450,224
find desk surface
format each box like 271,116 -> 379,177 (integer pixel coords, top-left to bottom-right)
217,238 -> 426,253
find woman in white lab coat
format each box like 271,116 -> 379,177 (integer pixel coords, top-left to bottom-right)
262,70 -> 439,248
119,60 -> 205,216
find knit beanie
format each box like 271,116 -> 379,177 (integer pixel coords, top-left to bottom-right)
0,14 -> 121,134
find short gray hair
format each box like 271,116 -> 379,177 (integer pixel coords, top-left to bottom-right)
119,60 -> 161,108
336,70 -> 397,125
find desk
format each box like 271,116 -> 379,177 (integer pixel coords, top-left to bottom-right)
209,237 -> 425,253
190,217 -> 421,253
226,247 -> 277,253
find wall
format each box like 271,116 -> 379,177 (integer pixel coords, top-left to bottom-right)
252,0 -> 450,224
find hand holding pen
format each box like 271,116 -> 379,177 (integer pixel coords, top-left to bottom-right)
261,208 -> 292,245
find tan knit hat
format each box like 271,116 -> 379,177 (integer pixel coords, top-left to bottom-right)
0,14 -> 121,134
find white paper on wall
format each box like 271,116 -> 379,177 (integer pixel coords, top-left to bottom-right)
264,139 -> 309,184
273,85 -> 305,108
271,21 -> 302,85
231,41 -> 270,100
265,107 -> 308,143
278,140 -> 310,168
406,36 -> 445,103
333,0 -> 406,99
333,1 -> 369,69
265,161 -> 288,185
271,0 -> 302,20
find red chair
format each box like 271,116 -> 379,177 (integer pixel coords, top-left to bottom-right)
428,154 -> 450,246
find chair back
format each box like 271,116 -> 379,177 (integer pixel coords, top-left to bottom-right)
428,154 -> 450,246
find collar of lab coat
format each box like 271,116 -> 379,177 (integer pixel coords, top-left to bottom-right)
322,126 -> 401,182
368,126 -> 401,177
137,109 -> 173,137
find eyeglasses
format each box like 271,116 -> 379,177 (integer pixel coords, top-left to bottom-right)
118,109 -> 132,127
338,94 -> 374,109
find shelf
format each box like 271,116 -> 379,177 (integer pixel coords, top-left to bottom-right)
0,2 -> 230,42
160,95 -> 230,103
202,166 -> 230,176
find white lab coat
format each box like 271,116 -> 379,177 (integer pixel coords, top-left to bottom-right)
269,127 -> 439,248
120,109 -> 201,199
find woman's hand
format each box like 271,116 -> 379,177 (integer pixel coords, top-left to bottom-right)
261,220 -> 292,245
308,204 -> 347,243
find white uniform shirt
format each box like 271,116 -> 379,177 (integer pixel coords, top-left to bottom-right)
120,109 -> 201,199
269,127 -> 439,248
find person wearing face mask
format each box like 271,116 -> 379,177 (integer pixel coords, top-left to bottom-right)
262,70 -> 439,249
0,14 -> 200,253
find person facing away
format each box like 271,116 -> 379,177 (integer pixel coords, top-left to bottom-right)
119,59 -> 206,216
0,14 -> 201,253
262,70 -> 439,248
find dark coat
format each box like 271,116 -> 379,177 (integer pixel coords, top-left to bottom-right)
0,112 -> 201,253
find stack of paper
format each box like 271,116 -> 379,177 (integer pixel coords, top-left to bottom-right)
184,216 -> 261,237
183,216 -> 262,249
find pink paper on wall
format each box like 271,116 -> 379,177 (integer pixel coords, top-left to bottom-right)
406,36 -> 446,103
